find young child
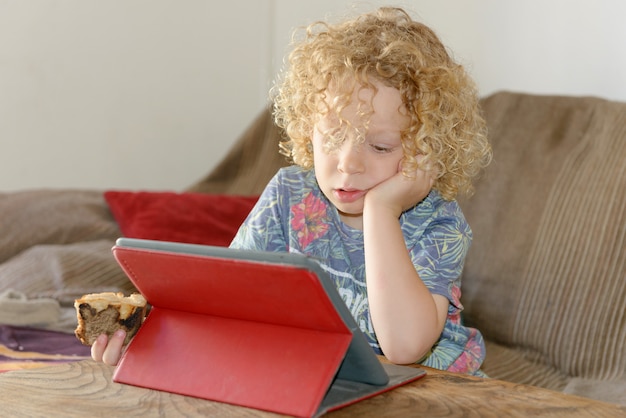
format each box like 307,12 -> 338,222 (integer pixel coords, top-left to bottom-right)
93,7 -> 491,375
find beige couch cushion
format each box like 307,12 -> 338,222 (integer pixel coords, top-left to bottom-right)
459,92 -> 626,400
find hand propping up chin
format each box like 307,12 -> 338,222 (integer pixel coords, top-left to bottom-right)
365,158 -> 435,217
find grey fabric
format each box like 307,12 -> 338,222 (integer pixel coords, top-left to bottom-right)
0,191 -> 133,333
0,190 -> 120,263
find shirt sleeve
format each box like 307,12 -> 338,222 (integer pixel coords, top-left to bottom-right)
408,200 -> 472,311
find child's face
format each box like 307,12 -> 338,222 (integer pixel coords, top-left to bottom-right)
312,82 -> 409,228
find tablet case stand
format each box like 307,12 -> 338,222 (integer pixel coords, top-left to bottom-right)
111,243 -> 425,417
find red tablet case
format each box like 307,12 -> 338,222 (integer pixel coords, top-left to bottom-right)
111,244 -> 424,417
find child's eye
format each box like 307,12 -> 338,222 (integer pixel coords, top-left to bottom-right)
370,144 -> 394,153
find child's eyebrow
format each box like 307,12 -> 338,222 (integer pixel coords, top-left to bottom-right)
366,125 -> 403,136
366,135 -> 402,145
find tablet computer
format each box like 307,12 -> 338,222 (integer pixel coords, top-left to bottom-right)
112,238 -> 425,417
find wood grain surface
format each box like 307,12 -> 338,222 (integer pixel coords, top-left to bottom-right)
0,360 -> 623,417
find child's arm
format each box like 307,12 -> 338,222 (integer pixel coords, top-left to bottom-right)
363,166 -> 449,364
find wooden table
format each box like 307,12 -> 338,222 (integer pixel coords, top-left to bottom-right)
0,359 -> 623,417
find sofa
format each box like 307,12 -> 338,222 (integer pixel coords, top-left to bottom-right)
0,91 -> 624,406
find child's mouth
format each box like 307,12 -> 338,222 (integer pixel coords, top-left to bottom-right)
333,188 -> 366,203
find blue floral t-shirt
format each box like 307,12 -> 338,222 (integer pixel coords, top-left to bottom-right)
230,165 -> 485,375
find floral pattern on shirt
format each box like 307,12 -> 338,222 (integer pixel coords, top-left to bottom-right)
291,192 -> 329,249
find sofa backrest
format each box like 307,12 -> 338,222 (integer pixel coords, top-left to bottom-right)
186,107 -> 289,195
459,91 -> 626,380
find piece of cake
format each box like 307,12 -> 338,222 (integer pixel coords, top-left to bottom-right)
74,292 -> 147,346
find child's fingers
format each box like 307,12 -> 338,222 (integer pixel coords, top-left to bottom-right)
91,330 -> 126,366
102,330 -> 126,366
415,155 -> 434,174
91,333 -> 108,362
413,155 -> 436,187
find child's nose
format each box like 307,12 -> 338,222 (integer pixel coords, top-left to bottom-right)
337,141 -> 365,174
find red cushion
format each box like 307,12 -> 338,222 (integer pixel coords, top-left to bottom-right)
104,191 -> 258,247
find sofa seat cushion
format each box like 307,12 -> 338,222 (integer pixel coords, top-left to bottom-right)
483,340 -> 626,406
481,340 -> 570,391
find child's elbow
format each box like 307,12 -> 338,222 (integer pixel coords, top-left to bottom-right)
382,344 -> 430,365
380,323 -> 442,365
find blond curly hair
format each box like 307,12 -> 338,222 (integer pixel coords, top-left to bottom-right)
272,7 -> 491,200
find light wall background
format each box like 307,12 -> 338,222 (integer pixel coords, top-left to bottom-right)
2,0 -> 625,192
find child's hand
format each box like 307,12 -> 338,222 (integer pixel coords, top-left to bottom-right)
91,330 -> 126,366
366,158 -> 435,216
